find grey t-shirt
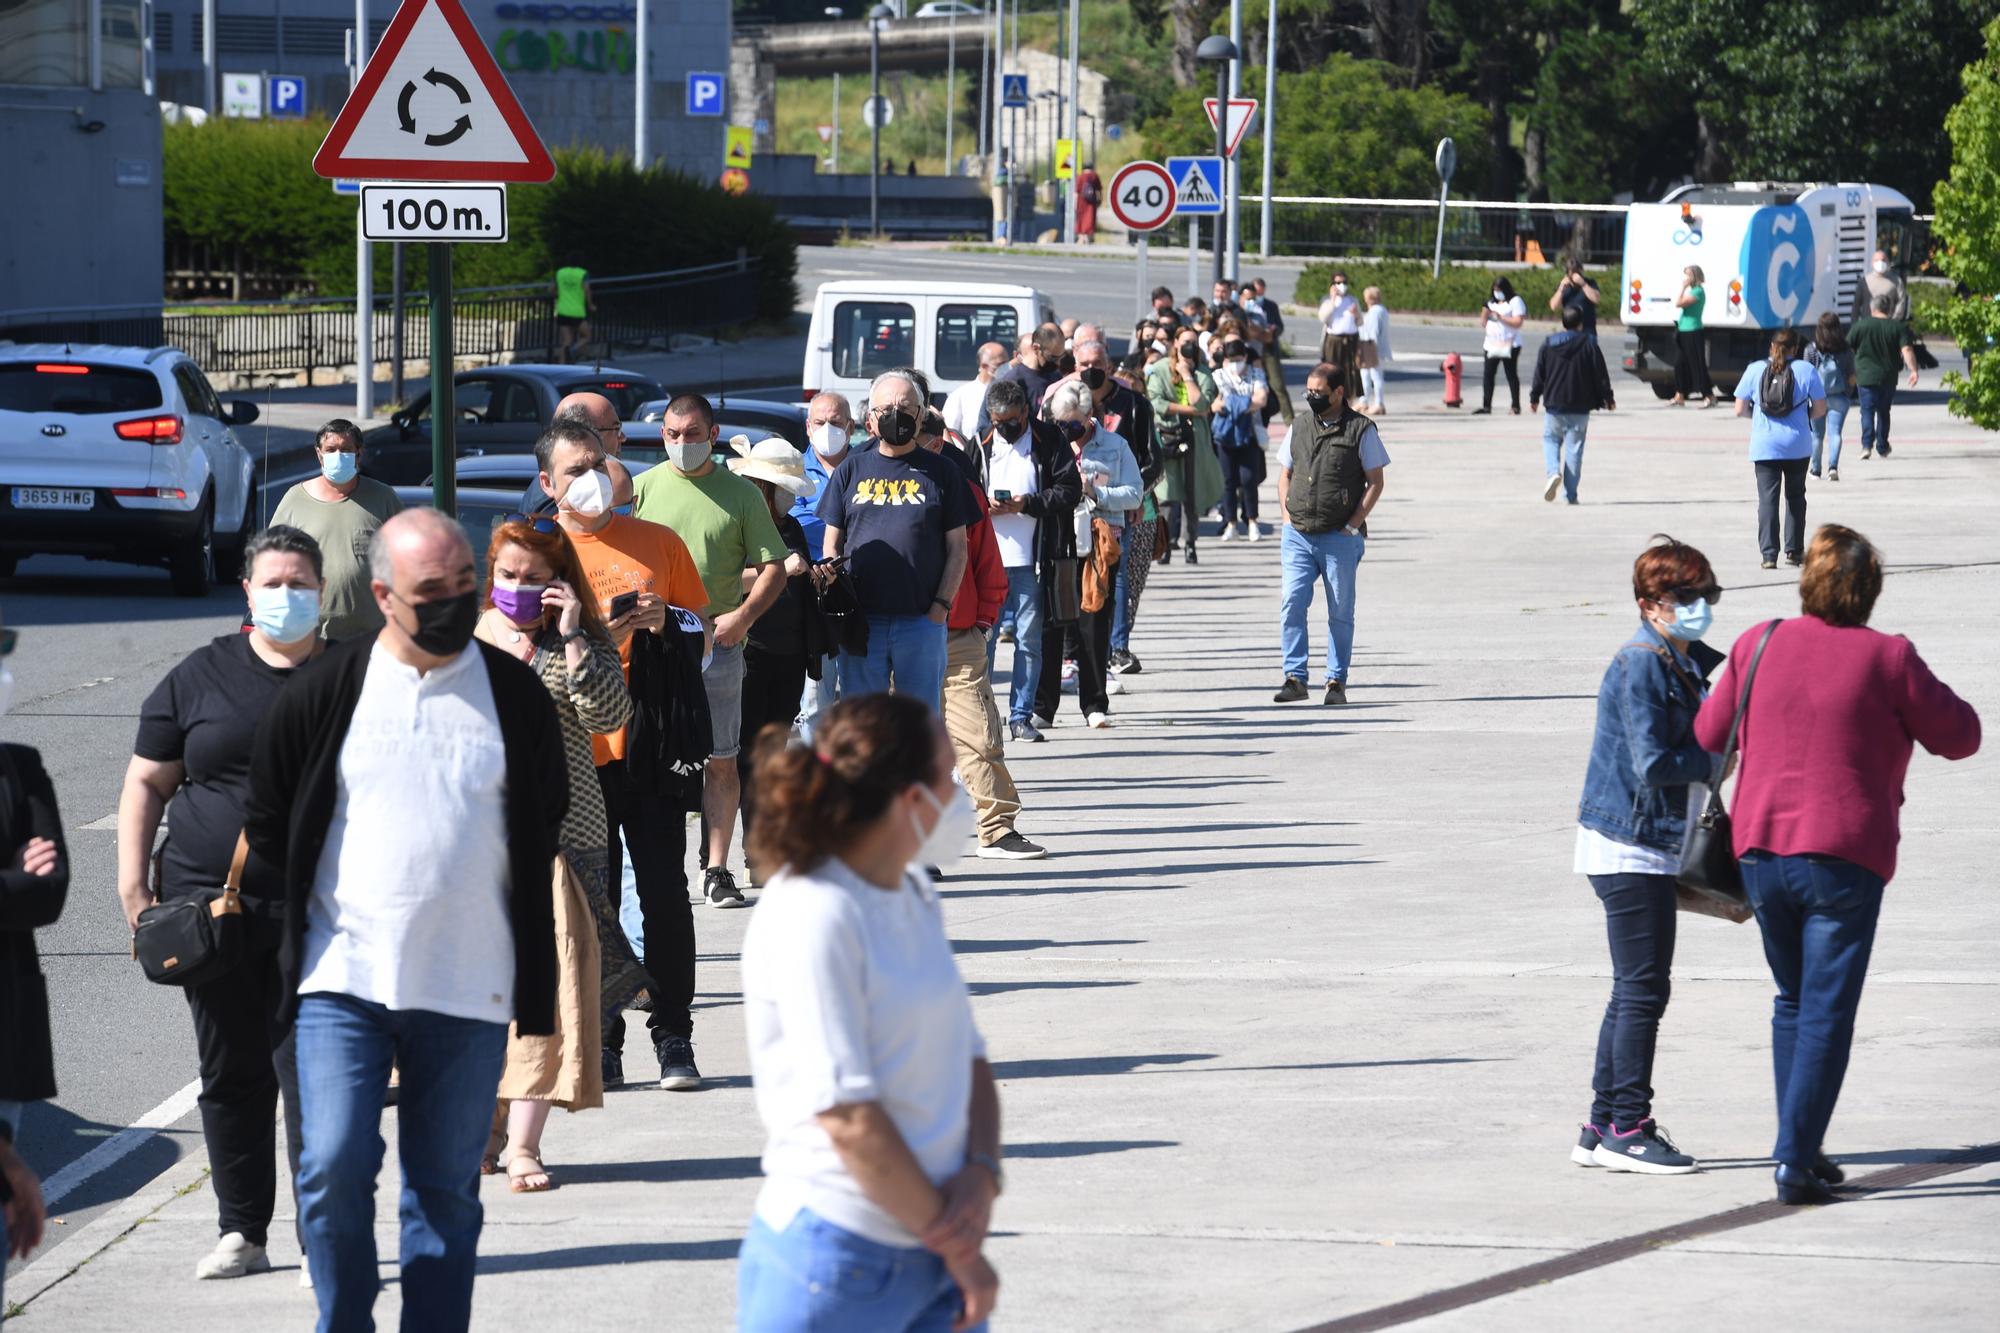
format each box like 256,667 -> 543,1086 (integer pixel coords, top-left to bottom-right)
268,477 -> 404,642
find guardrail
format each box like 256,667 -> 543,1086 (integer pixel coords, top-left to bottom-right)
1262,198 -> 1628,265
0,257 -> 760,381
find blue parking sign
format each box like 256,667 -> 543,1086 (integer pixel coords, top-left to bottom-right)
1001,74 -> 1028,108
687,72 -> 725,118
268,75 -> 306,119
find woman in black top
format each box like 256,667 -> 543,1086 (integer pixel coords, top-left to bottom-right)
727,439 -> 820,885
2,610 -> 66,1284
116,525 -> 327,1283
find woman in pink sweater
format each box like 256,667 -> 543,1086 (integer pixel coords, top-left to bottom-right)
1694,524 -> 1980,1205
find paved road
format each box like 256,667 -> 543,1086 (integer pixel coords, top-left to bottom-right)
11,381 -> 1994,1328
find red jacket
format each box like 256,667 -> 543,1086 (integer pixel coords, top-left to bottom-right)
950,480 -> 1007,632
1693,616 -> 1980,882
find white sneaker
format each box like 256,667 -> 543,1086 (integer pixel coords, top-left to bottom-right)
1086,711 -> 1111,729
195,1232 -> 271,1280
1218,526 -> 1236,543
1104,674 -> 1126,696
1542,474 -> 1562,503
1245,521 -> 1263,542
301,1255 -> 313,1290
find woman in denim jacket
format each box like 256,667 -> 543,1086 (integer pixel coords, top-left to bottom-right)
1572,537 -> 1724,1176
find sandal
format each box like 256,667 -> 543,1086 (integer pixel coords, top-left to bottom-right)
506,1150 -> 553,1194
480,1105 -> 507,1176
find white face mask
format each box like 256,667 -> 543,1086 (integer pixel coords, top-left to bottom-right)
562,468 -> 614,516
0,663 -> 13,721
667,440 -> 712,472
1333,283 -> 1348,295
1226,359 -> 1247,375
810,422 -> 849,460
1872,259 -> 1889,274
910,781 -> 976,873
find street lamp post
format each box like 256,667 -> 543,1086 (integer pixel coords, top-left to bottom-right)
944,11 -> 955,175
825,8 -> 843,172
1195,35 -> 1237,288
868,3 -> 892,236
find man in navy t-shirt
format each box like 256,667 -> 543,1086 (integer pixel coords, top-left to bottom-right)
817,370 -> 973,712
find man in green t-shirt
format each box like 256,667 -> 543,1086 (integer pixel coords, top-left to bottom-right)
267,419 -> 404,641
630,393 -> 788,908
551,263 -> 592,364
1848,292 -> 1921,460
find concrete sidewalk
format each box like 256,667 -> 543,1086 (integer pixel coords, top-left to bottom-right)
13,389 -> 1997,1330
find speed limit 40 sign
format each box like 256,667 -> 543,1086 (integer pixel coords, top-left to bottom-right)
1107,160 -> 1175,233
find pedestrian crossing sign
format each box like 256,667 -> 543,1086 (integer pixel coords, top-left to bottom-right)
1165,155 -> 1223,216
1002,73 -> 1028,108
1054,138 -> 1075,180
724,126 -> 753,170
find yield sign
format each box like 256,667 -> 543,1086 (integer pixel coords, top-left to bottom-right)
1201,97 -> 1260,158
313,0 -> 553,182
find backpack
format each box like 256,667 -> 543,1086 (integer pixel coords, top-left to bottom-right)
1080,175 -> 1100,205
1759,358 -> 1797,417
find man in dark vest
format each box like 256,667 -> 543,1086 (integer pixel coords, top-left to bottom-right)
1274,362 -> 1391,706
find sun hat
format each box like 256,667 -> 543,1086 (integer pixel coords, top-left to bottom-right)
725,434 -> 817,499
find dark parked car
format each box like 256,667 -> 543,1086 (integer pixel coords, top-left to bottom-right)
361,364 -> 666,485
632,396 -> 810,455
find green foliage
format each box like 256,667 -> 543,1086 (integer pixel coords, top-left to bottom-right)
1632,0 -> 2000,210
163,123 -> 797,320
1932,17 -> 2000,429
1148,56 -> 1491,199
1292,261 -> 1574,319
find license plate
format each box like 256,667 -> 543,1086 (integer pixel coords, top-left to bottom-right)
11,487 -> 95,510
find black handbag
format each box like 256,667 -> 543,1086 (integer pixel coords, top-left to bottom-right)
133,833 -> 247,987
1678,620 -> 1781,911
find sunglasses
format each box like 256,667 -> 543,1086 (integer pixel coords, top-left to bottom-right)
1661,585 -> 1720,607
501,512 -> 560,534
0,628 -> 15,657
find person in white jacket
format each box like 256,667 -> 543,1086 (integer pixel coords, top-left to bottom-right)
1358,287 -> 1394,415
1037,380 -> 1140,731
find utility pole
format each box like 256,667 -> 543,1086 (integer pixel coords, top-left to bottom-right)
202,0 -> 216,114
831,71 -> 841,171
353,0 -> 373,421
1259,0 -> 1275,257
976,3 -> 988,162
633,0 -> 648,166
868,5 -> 883,234
1225,0 -> 1242,283
945,11 -> 956,174
1064,0 -> 1079,244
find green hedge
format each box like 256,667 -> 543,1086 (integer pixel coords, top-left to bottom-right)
1294,262 -> 1574,320
164,121 -> 797,321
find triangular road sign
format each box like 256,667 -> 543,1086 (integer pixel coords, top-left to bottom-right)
314,0 -> 553,182
1201,97 -> 1260,158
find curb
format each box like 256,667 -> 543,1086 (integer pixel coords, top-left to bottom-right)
9,1148 -> 215,1315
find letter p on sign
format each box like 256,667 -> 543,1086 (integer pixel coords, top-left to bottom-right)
687,72 -> 725,117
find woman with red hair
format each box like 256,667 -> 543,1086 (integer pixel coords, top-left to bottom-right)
472,515 -> 641,1192
1571,536 -> 1725,1177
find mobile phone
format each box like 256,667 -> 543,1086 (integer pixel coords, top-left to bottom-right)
608,590 -> 639,620
992,489 -> 1012,503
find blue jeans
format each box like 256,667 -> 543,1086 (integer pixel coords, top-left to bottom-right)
1109,522 -> 1138,652
796,671 -> 838,744
1542,411 -> 1589,502
1587,873 -> 1677,1129
985,567 -> 1042,724
294,994 -> 509,1333
839,614 -> 948,714
618,854 -> 645,958
1279,524 -> 1364,685
1857,382 -> 1895,455
737,1210 -> 985,1333
1810,395 -> 1851,472
1740,852 -> 1886,1168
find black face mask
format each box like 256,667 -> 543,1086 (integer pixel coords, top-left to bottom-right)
876,408 -> 918,447
1079,366 -> 1108,391
1306,390 -> 1333,416
994,417 -> 1028,442
397,588 -> 479,657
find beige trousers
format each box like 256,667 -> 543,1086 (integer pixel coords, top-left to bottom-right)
943,627 -> 1020,844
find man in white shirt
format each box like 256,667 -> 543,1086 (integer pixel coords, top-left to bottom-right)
1317,271 -> 1362,399
942,342 -> 1007,445
245,508 -> 567,1330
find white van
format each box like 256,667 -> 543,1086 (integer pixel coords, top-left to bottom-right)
803,281 -> 1056,416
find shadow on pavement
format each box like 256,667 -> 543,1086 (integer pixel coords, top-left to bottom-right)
549,1156 -> 762,1187
474,1239 -> 742,1273
1006,1139 -> 1178,1158
966,980 -> 1140,997
951,938 -> 1144,955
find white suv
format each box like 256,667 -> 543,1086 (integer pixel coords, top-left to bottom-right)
0,344 -> 260,596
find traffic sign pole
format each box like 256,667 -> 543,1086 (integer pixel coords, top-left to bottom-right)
354,0 -> 373,425
429,244 -> 455,515
1135,238 -> 1147,323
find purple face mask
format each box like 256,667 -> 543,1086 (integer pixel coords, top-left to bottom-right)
490,581 -> 546,624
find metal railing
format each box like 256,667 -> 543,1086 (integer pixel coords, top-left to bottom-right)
1263,197 -> 1628,265
1,258 -> 761,381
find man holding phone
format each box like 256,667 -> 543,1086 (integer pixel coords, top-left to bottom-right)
979,377 -> 1080,741
1550,262 -> 1601,337
539,420 -> 714,1092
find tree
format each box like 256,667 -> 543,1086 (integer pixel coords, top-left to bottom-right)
1633,0 -> 2000,209
1932,17 -> 2000,429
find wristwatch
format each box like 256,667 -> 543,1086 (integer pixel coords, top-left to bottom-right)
560,627 -> 589,643
1342,524 -> 1362,536
931,596 -> 953,612
966,1151 -> 1004,1195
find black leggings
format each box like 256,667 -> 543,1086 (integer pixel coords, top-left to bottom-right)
738,643 -> 808,856
1036,603 -> 1110,718
183,936 -> 301,1248
1482,348 -> 1521,409
599,763 -> 693,1045
1673,328 -> 1714,399
1219,443 -> 1262,527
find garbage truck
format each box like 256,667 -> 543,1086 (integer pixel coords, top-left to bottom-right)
1617,181 -> 1919,398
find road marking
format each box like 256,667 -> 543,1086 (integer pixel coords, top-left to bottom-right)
40,1076 -> 202,1209
77,811 -> 118,830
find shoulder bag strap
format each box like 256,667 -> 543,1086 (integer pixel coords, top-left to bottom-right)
1622,638 -> 1705,702
211,831 -> 249,918
1706,619 -> 1782,815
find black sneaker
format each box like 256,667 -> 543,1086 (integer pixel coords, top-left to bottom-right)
976,831 -> 1048,860
1572,1123 -> 1606,1168
1877,440 -> 1892,457
655,1035 -> 701,1091
1109,649 -> 1143,675
1184,544 -> 1199,565
704,867 -> 746,909
1009,718 -> 1045,743
601,1048 -> 624,1088
1323,680 -> 1348,706
1273,677 -> 1307,703
1785,552 -> 1803,567
1591,1119 -> 1698,1174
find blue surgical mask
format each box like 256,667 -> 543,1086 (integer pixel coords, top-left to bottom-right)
250,585 -> 321,644
321,450 -> 359,485
1666,598 -> 1714,642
